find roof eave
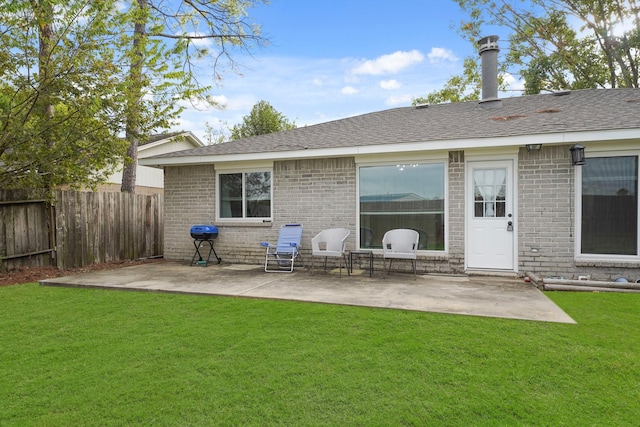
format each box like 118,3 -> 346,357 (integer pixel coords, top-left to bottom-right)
140,131 -> 205,152
138,128 -> 640,168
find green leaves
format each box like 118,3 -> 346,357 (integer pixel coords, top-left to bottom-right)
456,0 -> 640,92
230,100 -> 296,140
0,0 -> 129,190
119,0 -> 268,192
416,0 -> 640,103
1,0 -> 269,192
413,57 -> 483,104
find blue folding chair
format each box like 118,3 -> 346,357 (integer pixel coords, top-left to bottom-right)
261,224 -> 304,272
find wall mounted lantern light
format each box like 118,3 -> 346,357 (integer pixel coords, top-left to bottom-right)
525,144 -> 542,152
570,144 -> 586,165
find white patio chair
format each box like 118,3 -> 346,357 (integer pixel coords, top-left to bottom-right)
311,228 -> 350,276
382,229 -> 419,278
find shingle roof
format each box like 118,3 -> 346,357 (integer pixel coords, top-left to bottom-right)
150,89 -> 640,160
144,131 -> 185,145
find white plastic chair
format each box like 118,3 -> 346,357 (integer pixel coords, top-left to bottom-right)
311,228 -> 350,276
382,229 -> 419,278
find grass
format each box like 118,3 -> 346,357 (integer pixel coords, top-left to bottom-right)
1,284 -> 639,426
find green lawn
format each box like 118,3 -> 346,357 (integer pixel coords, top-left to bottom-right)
1,283 -> 639,426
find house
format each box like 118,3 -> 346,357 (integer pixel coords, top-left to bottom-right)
102,131 -> 204,194
140,37 -> 640,280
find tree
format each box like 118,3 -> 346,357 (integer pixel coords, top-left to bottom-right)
230,100 -> 296,140
204,119 -> 229,145
414,0 -> 640,103
1,0 -> 268,192
1,1 -> 269,193
0,0 -> 129,191
413,57 -> 483,105
118,0 -> 268,193
454,0 -> 640,93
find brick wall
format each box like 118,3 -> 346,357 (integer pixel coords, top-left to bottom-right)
163,165 -> 216,261
518,145 -> 640,280
162,151 -> 640,280
518,145 -> 577,277
444,151 -> 465,273
163,156 -> 461,274
163,158 -> 358,266
273,158 -> 357,248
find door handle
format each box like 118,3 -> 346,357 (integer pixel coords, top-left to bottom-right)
507,221 -> 513,231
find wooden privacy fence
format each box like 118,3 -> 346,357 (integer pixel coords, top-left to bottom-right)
1,190 -> 163,271
0,195 -> 53,270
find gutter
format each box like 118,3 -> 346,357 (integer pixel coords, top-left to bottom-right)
139,128 -> 640,168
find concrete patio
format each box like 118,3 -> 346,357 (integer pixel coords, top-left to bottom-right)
40,261 -> 576,324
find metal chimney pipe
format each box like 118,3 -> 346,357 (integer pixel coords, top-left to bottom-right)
478,35 -> 500,103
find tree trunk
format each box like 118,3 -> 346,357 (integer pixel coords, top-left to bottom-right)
35,0 -> 55,192
120,136 -> 139,193
121,0 -> 148,194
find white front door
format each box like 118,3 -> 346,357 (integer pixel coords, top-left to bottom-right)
467,160 -> 515,270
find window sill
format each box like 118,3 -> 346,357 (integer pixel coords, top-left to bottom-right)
575,258 -> 640,268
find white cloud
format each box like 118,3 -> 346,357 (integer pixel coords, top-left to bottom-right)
172,53 -> 450,137
385,94 -> 413,106
223,94 -> 259,111
427,47 -> 458,63
570,13 -> 635,38
342,86 -> 359,95
209,94 -> 228,107
351,50 -> 424,75
380,79 -> 401,90
343,74 -> 360,84
501,72 -> 525,93
185,32 -> 214,48
176,96 -> 219,111
612,17 -> 636,37
114,1 -> 127,12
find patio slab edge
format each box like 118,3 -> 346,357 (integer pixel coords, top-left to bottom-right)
39,262 -> 576,324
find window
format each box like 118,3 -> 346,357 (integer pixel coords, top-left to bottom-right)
358,162 -> 445,251
218,171 -> 271,220
579,156 -> 638,256
473,168 -> 507,218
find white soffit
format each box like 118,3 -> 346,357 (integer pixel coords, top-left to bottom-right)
138,128 -> 640,168
214,160 -> 274,171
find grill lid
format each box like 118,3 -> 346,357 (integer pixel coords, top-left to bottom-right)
190,225 -> 218,239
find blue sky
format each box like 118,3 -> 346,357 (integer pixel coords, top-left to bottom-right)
174,0 -> 519,143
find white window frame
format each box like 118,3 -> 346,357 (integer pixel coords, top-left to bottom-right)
216,167 -> 273,223
355,156 -> 449,254
575,150 -> 640,261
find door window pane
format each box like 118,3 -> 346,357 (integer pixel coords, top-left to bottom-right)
473,168 -> 506,218
359,163 -> 445,250
581,156 -> 638,255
